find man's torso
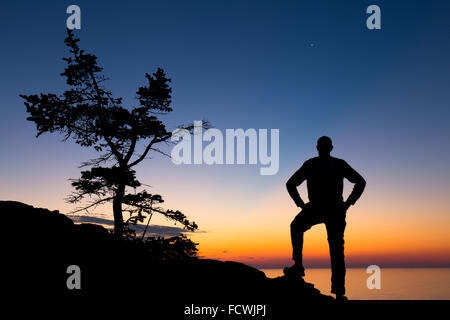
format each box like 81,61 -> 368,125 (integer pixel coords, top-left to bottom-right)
304,156 -> 346,206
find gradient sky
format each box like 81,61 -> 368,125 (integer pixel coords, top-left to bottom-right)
1,1 -> 449,268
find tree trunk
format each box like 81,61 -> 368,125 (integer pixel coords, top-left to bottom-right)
113,183 -> 125,237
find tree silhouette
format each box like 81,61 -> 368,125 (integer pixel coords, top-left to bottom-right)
21,30 -> 199,237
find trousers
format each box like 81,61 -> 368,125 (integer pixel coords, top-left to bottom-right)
290,204 -> 347,295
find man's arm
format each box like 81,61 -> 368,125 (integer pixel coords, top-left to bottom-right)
286,162 -> 308,209
342,160 -> 366,208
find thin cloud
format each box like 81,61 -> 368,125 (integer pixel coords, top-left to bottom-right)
68,215 -> 205,237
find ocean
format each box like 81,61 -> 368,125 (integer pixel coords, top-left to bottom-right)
259,267 -> 450,300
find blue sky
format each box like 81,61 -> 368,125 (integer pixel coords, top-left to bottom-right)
2,0 -> 449,187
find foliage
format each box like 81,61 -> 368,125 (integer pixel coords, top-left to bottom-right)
129,235 -> 199,261
21,29 -> 201,236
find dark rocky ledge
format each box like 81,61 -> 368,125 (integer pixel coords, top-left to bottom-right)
1,201 -> 336,315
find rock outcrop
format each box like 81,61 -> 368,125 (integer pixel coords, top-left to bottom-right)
1,201 -> 332,314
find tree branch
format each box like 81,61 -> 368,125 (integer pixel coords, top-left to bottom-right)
68,196 -> 114,214
124,137 -> 137,164
104,135 -> 124,165
128,135 -> 167,168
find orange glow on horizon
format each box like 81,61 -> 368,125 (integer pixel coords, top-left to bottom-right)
4,166 -> 449,269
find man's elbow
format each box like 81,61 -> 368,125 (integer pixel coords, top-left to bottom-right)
286,180 -> 295,191
359,177 -> 367,189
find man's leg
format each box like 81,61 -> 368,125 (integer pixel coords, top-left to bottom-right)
290,206 -> 322,275
325,214 -> 347,296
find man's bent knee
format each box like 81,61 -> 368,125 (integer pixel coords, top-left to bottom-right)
291,219 -> 308,233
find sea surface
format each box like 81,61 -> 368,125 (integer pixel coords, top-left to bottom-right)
259,267 -> 450,300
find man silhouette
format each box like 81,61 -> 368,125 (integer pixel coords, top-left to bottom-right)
285,136 -> 366,300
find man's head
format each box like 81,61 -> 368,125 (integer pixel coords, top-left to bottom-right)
317,136 -> 333,156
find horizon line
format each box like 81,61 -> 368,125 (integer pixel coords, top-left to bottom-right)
254,265 -> 450,269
